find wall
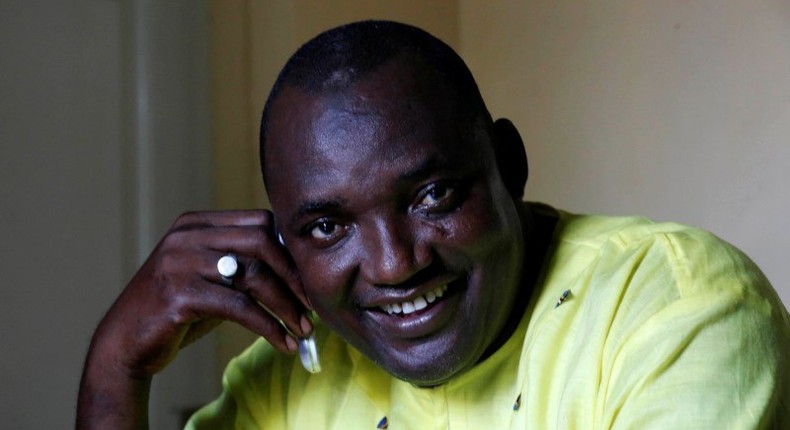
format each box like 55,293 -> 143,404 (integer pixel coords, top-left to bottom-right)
459,0 -> 790,305
0,1 -> 216,428
0,2 -> 124,427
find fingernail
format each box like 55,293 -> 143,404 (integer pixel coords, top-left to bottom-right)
300,314 -> 313,336
285,334 -> 298,352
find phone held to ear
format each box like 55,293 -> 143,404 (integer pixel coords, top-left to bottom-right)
298,335 -> 321,373
278,231 -> 322,374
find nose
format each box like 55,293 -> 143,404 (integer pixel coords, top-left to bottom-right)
359,217 -> 432,287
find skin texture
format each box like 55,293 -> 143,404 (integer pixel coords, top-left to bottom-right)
265,57 -> 530,385
76,55 -> 537,427
76,211 -> 313,429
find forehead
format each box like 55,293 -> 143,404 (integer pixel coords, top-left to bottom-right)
264,59 -> 491,211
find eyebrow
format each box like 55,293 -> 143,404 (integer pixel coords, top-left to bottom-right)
290,155 -> 447,225
291,199 -> 345,224
397,155 -> 443,182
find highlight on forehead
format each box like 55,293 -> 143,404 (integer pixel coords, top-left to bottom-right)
259,20 -> 492,184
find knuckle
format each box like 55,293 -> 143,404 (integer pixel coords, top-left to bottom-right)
160,228 -> 191,249
172,211 -> 202,228
229,291 -> 253,313
152,246 -> 185,276
163,286 -> 198,325
223,291 -> 262,324
167,306 -> 192,327
245,259 -> 266,278
249,226 -> 269,243
259,209 -> 274,226
243,265 -> 284,296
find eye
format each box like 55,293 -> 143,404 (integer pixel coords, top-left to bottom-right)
309,220 -> 341,241
420,184 -> 453,205
416,183 -> 460,212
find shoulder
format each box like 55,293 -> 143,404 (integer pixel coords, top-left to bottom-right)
521,204 -> 790,428
544,206 -> 771,299
530,204 -> 790,382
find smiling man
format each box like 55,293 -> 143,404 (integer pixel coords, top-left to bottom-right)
77,21 -> 789,429
262,39 -> 534,387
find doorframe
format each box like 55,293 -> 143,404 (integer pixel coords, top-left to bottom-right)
121,2 -> 217,428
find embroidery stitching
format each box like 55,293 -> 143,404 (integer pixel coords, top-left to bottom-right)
554,289 -> 571,308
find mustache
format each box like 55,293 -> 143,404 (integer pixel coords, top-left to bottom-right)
382,259 -> 457,290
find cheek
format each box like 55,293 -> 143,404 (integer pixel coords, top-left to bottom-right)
437,188 -> 516,257
295,252 -> 372,344
294,251 -> 355,312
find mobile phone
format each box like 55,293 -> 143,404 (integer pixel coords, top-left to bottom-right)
277,231 -> 321,374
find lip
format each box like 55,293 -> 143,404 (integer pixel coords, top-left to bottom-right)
363,273 -> 462,307
363,277 -> 466,339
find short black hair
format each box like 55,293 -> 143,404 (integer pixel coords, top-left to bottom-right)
259,20 -> 492,181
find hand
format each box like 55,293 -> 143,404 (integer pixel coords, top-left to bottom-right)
77,209 -> 311,429
103,209 -> 310,376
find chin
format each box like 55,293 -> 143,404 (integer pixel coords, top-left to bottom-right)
366,314 -> 487,386
377,343 -> 472,387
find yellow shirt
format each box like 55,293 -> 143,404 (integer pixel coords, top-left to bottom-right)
188,210 -> 790,429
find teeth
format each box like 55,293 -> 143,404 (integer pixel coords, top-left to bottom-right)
425,291 -> 436,303
380,284 -> 448,316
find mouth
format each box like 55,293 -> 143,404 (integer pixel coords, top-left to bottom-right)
361,277 -> 465,340
379,284 -> 449,315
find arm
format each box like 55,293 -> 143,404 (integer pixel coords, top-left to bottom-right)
76,210 -> 311,430
77,331 -> 152,429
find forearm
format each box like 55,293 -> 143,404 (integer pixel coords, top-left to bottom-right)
76,336 -> 151,430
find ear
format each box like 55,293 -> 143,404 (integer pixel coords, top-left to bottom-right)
492,118 -> 528,199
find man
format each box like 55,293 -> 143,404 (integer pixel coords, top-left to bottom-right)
78,21 -> 789,429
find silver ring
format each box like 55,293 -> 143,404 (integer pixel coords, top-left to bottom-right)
217,253 -> 238,281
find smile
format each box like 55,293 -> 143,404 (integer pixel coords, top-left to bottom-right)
379,284 -> 449,315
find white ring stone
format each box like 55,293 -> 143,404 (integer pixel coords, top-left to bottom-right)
217,254 -> 238,278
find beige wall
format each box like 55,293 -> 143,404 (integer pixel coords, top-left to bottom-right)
210,0 -> 790,366
459,0 -> 790,306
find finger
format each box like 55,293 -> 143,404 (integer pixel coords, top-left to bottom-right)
236,257 -> 310,338
195,250 -> 309,338
186,225 -> 308,309
181,279 -> 298,353
171,209 -> 274,231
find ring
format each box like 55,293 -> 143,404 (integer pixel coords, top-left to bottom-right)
217,253 -> 238,281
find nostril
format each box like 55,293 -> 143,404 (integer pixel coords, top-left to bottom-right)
360,220 -> 434,287
369,250 -> 418,286
372,260 -> 447,291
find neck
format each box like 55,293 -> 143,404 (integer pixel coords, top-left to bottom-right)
479,202 -> 557,361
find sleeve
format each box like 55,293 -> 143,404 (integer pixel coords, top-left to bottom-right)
599,230 -> 790,430
184,388 -> 239,430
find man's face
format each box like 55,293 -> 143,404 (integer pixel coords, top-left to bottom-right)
265,58 -> 525,385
